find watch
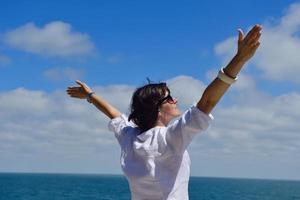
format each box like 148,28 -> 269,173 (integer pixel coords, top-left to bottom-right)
86,92 -> 95,103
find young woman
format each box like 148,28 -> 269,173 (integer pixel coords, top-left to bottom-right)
66,24 -> 262,200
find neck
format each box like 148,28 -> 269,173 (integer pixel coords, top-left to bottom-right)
154,117 -> 169,127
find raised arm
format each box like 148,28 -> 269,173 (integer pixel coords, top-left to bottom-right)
66,80 -> 121,119
197,24 -> 262,114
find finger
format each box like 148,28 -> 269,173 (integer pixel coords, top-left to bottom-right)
253,31 -> 261,42
67,86 -> 79,89
238,29 -> 244,42
68,93 -> 81,98
244,24 -> 261,42
67,89 -> 77,94
70,94 -> 85,99
67,87 -> 83,92
75,80 -> 84,86
245,29 -> 262,45
244,26 -> 257,41
251,41 -> 260,50
250,24 -> 262,34
248,31 -> 261,45
66,87 -> 81,92
67,90 -> 82,96
67,91 -> 76,96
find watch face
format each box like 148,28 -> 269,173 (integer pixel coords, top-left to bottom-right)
86,92 -> 93,103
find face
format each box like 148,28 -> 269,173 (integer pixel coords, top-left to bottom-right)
158,91 -> 181,124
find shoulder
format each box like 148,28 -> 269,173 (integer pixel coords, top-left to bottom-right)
108,113 -> 137,138
168,103 -> 214,128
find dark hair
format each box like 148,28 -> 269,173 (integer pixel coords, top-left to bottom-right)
128,82 -> 170,133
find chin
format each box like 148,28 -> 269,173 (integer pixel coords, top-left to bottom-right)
171,108 -> 181,117
176,111 -> 181,117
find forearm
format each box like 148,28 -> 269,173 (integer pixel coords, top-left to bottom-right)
223,54 -> 247,79
197,54 -> 246,114
89,93 -> 122,119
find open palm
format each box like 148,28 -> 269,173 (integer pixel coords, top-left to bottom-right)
237,24 -> 262,62
66,80 -> 93,99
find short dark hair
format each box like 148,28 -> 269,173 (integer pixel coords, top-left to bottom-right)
128,82 -> 170,133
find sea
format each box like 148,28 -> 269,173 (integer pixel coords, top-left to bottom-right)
0,173 -> 300,200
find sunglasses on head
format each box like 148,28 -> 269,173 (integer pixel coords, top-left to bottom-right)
157,93 -> 177,105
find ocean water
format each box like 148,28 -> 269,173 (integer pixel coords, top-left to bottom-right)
0,173 -> 300,200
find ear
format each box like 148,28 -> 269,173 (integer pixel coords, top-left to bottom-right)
156,111 -> 162,126
157,109 -> 161,115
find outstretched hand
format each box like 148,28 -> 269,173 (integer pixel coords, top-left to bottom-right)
66,80 -> 93,99
237,24 -> 262,62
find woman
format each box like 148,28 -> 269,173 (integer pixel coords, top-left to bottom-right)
66,24 -> 262,200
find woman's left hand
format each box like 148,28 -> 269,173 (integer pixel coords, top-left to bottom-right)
236,24 -> 262,62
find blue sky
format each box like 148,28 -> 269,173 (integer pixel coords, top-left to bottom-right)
1,0 -> 300,180
0,0 -> 298,91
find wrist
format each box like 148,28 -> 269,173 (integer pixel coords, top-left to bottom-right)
223,53 -> 247,78
217,67 -> 238,85
86,91 -> 95,103
235,53 -> 248,64
222,67 -> 237,79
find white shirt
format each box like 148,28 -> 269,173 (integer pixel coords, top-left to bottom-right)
108,104 -> 214,200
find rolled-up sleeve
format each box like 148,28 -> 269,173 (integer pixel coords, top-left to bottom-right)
166,104 -> 214,154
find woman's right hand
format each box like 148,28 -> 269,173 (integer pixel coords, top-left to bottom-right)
66,80 -> 93,99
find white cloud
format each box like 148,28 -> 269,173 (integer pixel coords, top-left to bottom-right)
0,88 -> 50,116
215,37 -> 236,65
166,75 -> 207,107
214,2 -> 300,83
188,90 -> 300,179
0,76 -> 299,179
3,21 -> 95,58
43,67 -> 85,81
